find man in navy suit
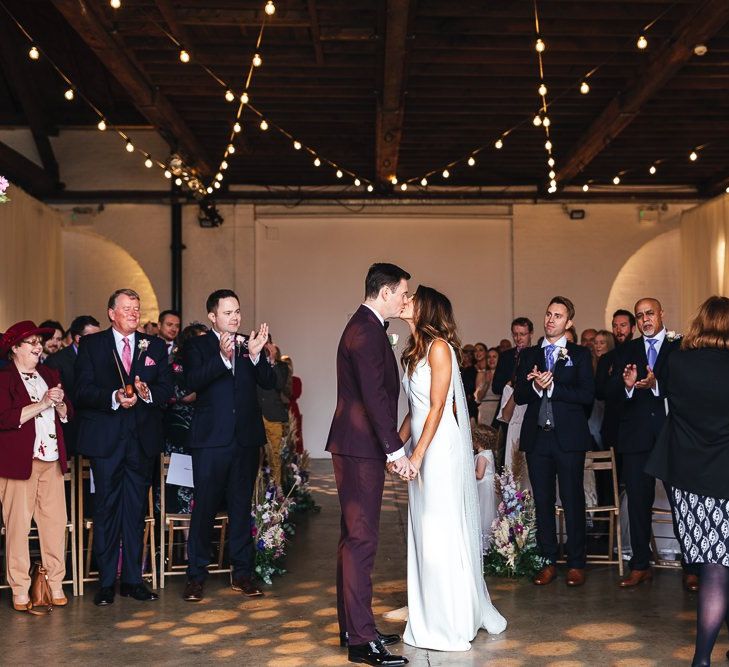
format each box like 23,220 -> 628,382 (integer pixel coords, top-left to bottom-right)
515,296 -> 594,587
75,289 -> 173,606
181,289 -> 274,602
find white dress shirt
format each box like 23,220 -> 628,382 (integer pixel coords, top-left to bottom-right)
533,335 -> 567,398
212,329 -> 260,372
625,327 -> 665,398
110,329 -> 153,409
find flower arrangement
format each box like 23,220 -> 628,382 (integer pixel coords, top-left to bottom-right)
252,478 -> 296,584
484,466 -> 546,578
0,175 -> 9,204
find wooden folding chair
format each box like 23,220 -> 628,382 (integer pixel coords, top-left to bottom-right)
77,457 -> 157,594
159,454 -> 230,588
557,448 -> 624,576
651,507 -> 682,568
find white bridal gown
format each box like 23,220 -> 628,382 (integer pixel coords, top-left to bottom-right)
402,342 -> 507,651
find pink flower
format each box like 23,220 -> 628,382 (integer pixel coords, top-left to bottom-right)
0,176 -> 8,193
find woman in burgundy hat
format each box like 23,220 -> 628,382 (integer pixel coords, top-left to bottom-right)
0,320 -> 73,611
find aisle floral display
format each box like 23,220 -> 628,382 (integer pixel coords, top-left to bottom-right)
484,463 -> 545,579
253,411 -> 319,584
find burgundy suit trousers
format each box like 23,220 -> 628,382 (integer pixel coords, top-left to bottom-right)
332,454 -> 385,646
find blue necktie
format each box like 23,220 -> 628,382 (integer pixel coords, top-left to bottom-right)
544,344 -> 556,372
646,338 -> 658,368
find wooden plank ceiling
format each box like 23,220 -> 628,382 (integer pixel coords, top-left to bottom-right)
1,0 -> 729,197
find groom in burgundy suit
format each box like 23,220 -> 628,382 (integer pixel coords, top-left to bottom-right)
326,263 -> 413,667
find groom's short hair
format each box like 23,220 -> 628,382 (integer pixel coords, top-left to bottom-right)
364,263 -> 411,299
548,295 -> 576,322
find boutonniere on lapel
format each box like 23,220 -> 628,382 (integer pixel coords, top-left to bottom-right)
666,330 -> 682,342
557,346 -> 573,367
235,334 -> 250,357
137,338 -> 149,360
387,333 -> 399,348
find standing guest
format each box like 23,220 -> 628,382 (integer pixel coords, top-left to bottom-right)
158,310 -> 181,361
492,318 -> 534,396
646,296 -> 729,667
476,347 -> 501,426
565,326 -> 578,344
162,322 -> 208,515
257,341 -> 291,488
460,345 -> 479,423
181,289 -> 274,603
587,331 -> 615,449
462,344 -> 475,368
74,288 -> 173,606
39,320 -> 64,361
143,321 -> 159,336
580,328 -> 598,355
0,321 -> 73,611
282,356 -> 303,454
609,298 -> 699,590
515,296 -> 594,587
473,424 -> 498,547
498,339 -> 512,353
45,315 -> 100,455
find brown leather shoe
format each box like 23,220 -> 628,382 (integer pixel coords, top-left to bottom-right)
231,575 -> 264,597
683,573 -> 699,592
566,568 -> 586,587
533,564 -> 557,585
619,568 -> 653,588
183,579 -> 204,602
52,595 -> 68,607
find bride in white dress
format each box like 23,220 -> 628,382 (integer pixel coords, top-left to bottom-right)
395,286 -> 506,651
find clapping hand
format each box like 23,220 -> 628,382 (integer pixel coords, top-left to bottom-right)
622,363 -> 638,390
219,332 -> 235,360
634,365 -> 657,390
47,383 -> 64,407
527,365 -> 553,391
134,375 -> 151,401
248,323 -> 269,358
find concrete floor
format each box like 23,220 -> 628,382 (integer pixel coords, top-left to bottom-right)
2,460 -> 727,666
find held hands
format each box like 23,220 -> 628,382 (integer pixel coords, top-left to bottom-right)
388,453 -> 420,482
527,365 -> 554,391
248,323 -> 269,358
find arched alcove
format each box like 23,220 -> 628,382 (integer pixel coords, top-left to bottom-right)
605,228 -> 681,329
62,229 -> 159,325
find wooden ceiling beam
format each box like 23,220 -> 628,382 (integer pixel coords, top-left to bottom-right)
0,140 -> 59,197
556,0 -> 729,186
376,0 -> 415,185
154,0 -> 197,56
306,0 -> 325,65
53,0 -> 213,179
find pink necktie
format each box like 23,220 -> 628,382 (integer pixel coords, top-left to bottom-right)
122,337 -> 132,375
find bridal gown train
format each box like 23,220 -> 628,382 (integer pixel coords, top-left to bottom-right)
402,343 -> 507,651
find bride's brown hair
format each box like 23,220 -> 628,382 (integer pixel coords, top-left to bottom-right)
401,285 -> 463,376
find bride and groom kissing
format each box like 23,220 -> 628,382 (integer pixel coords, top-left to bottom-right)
326,263 -> 506,666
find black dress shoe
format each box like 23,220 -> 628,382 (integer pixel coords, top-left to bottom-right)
183,579 -> 204,602
93,586 -> 115,606
348,639 -> 408,666
340,629 -> 401,647
230,575 -> 264,597
119,583 -> 159,601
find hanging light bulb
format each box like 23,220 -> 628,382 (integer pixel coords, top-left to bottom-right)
29,46 -> 40,60
228,143 -> 235,154
726,186 -> 729,194
421,178 -> 428,187
336,170 -> 343,179
221,160 -> 228,170
144,158 -> 153,168
97,118 -> 107,131
467,156 -> 476,167
545,140 -> 552,151
649,165 -> 657,175
580,81 -> 590,95
442,169 -> 450,179
207,186 -> 213,194
494,138 -> 503,150
293,140 -> 302,150
314,157 -> 321,167
252,53 -> 262,67
582,184 -> 589,192
637,35 -> 648,50
214,181 -> 221,189
542,116 -> 551,127
175,177 -> 183,186
110,0 -> 121,8
259,119 -> 268,131
613,175 -> 621,185
538,83 -> 547,97
689,150 -> 698,161
400,183 -> 408,191
125,140 -> 134,153
179,49 -> 190,63
265,1 -> 276,15
216,173 -> 223,181
164,170 -> 172,179
233,122 -> 241,133
64,88 -> 75,101
548,170 -> 556,179
548,185 -> 557,194
390,176 -> 398,185
535,38 -> 545,53
547,157 -> 555,167
240,92 -> 249,105
533,114 -> 542,127
225,89 -> 235,102
354,178 -> 361,186
367,184 -> 374,192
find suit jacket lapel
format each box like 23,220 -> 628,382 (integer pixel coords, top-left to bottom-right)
653,337 -> 672,376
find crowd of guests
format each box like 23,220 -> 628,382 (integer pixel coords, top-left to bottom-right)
461,295 -> 729,667
0,290 -> 303,611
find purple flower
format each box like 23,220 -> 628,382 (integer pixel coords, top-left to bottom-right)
0,176 -> 8,194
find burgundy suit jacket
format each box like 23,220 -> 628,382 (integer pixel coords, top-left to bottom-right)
0,363 -> 72,479
326,305 -> 403,460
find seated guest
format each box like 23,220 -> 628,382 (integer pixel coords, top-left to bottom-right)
158,310 -> 181,361
258,341 -> 291,487
0,321 -> 73,611
39,319 -> 64,362
45,315 -> 100,455
647,296 -> 729,667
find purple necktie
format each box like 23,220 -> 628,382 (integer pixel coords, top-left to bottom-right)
646,338 -> 658,368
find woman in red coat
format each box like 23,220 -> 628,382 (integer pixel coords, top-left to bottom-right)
0,321 -> 73,611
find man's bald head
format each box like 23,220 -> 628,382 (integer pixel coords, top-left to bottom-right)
634,298 -> 665,337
